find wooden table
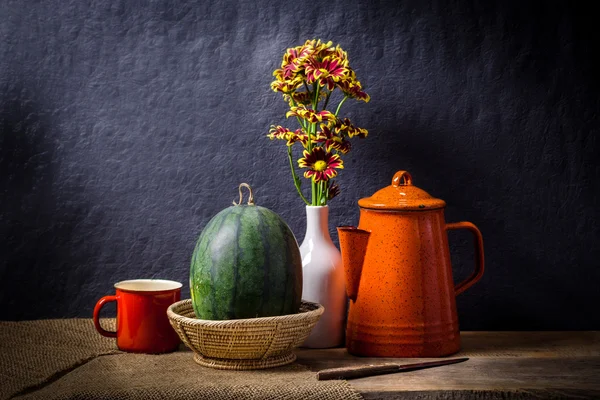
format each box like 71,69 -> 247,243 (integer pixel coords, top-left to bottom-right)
296,332 -> 600,399
2,324 -> 598,399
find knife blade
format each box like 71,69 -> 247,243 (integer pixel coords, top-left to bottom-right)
316,357 -> 469,380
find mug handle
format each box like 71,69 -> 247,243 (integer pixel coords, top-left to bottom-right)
93,295 -> 118,338
446,221 -> 485,295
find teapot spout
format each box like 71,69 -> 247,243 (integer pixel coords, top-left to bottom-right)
337,226 -> 370,302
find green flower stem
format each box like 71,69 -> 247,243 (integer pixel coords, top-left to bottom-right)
287,96 -> 310,205
335,95 -> 349,116
312,83 -> 321,140
306,85 -> 321,212
288,146 -> 309,205
313,83 -> 321,110
319,180 -> 327,205
289,98 -> 307,131
310,120 -> 317,205
297,117 -> 307,132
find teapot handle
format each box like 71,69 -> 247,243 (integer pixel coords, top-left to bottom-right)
446,222 -> 485,295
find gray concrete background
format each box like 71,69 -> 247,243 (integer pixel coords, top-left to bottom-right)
1,0 -> 598,329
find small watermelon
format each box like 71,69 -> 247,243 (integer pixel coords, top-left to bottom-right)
190,183 -> 303,320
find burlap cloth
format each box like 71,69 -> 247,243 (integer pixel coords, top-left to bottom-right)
0,319 -> 363,400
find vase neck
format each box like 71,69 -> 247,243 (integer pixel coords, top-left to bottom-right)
304,206 -> 331,241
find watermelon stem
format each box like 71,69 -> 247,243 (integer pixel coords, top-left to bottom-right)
233,183 -> 255,206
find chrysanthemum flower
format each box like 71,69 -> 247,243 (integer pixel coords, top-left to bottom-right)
337,71 -> 370,102
309,39 -> 334,58
339,81 -> 370,102
270,76 -> 303,94
316,124 -> 351,154
298,147 -> 344,182
305,56 -> 348,90
285,91 -> 312,105
287,105 -> 336,124
273,41 -> 313,83
278,42 -> 313,79
267,126 -> 307,146
336,118 -> 368,138
327,181 -> 341,200
330,45 -> 349,66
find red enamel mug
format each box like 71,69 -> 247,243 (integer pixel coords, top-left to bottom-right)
93,279 -> 182,353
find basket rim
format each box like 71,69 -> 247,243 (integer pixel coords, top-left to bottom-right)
167,299 -> 324,327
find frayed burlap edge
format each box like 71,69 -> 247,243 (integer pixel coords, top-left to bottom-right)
1,319 -> 363,400
0,319 -> 120,400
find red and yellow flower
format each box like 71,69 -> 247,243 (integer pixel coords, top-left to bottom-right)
274,41 -> 313,81
267,126 -> 307,146
284,90 -> 326,107
337,79 -> 370,102
337,70 -> 370,102
327,181 -> 341,200
271,75 -> 303,94
309,39 -> 334,59
305,56 -> 348,90
330,45 -> 349,65
336,118 -> 368,138
316,124 -> 351,154
298,147 -> 344,182
281,42 -> 313,78
286,105 -> 336,124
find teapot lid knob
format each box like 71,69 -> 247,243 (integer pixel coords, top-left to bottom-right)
392,171 -> 413,187
359,170 -> 446,210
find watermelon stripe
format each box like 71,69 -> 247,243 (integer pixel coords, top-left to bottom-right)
234,207 -> 263,317
190,210 -> 226,319
228,210 -> 242,318
208,211 -> 231,318
257,207 -> 271,316
282,227 -> 293,314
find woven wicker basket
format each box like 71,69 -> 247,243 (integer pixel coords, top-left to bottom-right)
167,299 -> 324,370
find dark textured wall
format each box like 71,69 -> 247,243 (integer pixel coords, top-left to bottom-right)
1,0 -> 598,329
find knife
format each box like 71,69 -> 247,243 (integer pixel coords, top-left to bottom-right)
316,357 -> 469,380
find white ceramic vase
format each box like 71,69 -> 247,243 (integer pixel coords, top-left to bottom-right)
299,205 -> 346,348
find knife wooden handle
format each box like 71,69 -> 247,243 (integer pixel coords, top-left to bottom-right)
317,364 -> 399,380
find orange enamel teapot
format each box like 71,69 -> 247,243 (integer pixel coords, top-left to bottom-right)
337,171 -> 484,357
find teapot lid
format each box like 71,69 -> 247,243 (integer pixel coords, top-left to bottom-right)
358,171 -> 446,211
